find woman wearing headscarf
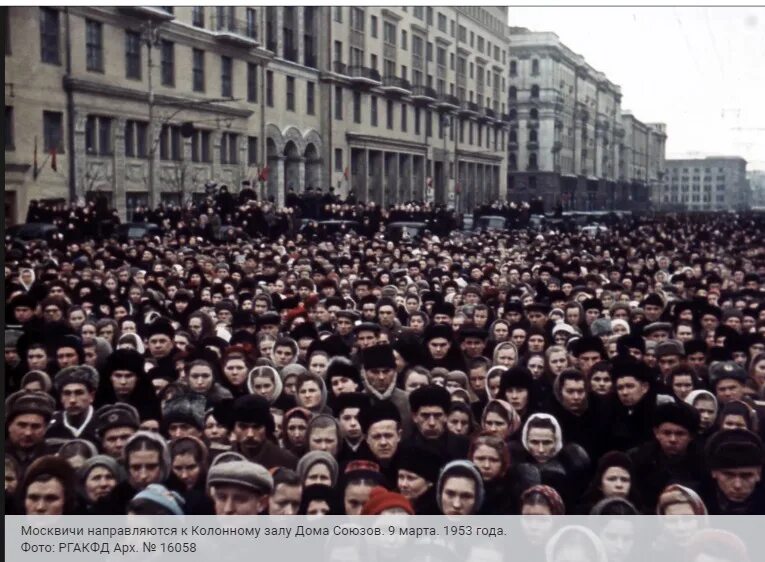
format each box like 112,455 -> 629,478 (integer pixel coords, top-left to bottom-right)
166,436 -> 214,514
469,432 -> 515,514
17,455 -> 82,515
282,407 -> 312,457
684,389 -> 719,447
77,455 -> 125,514
296,450 -> 340,489
576,451 -> 644,514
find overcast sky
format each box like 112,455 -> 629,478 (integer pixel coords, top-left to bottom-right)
508,7 -> 765,170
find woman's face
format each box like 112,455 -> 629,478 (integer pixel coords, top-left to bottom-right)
251,376 -> 276,400
483,411 -> 510,439
223,359 -> 248,387
204,415 -> 228,441
487,374 -> 501,398
548,351 -> 568,376
601,466 -> 631,498
493,323 -> 509,341
496,347 -> 517,368
447,410 -> 470,436
286,417 -> 308,446
309,355 -> 328,378
721,414 -> 748,431
504,387 -> 529,413
172,452 -> 201,490
752,359 -> 765,388
85,466 -> 117,502
590,371 -> 613,396
527,335 -> 546,353
404,372 -> 430,394
273,345 -> 295,367
121,321 -> 137,335
188,366 -> 214,393
672,374 -> 695,401
304,462 -> 332,486
298,381 -> 322,408
81,325 -> 97,344
472,444 -> 503,481
527,357 -> 545,379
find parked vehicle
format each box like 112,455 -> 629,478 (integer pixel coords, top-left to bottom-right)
5,222 -> 62,243
385,221 -> 428,241
474,215 -> 508,232
116,223 -> 163,242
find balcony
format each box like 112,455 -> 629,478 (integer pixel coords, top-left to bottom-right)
119,7 -> 175,21
333,61 -> 348,75
485,108 -> 498,121
380,75 -> 412,95
459,101 -> 480,116
508,140 -> 519,150
411,85 -> 437,103
210,14 -> 259,47
347,65 -> 381,86
502,113 -> 515,123
435,93 -> 460,111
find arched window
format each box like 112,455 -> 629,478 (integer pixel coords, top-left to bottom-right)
531,59 -> 540,76
509,108 -> 517,120
509,86 -> 517,101
509,152 -> 517,171
509,128 -> 517,143
530,107 -> 539,119
530,85 -> 540,99
528,152 -> 538,170
529,128 -> 538,142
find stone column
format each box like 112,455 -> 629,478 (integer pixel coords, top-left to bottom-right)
297,156 -> 306,192
297,7 -> 305,66
276,7 -> 284,59
73,111 -> 88,204
113,117 -> 127,219
211,131 -> 222,186
269,154 -> 285,207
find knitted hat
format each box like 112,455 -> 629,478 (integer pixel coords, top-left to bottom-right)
653,401 -> 700,433
296,451 -> 339,486
5,390 -> 56,424
130,483 -> 185,515
207,459 -> 274,494
78,454 -> 125,487
706,428 -> 764,470
343,460 -> 385,486
409,384 -> 451,414
361,486 -> 414,515
53,365 -> 100,393
361,344 -> 396,370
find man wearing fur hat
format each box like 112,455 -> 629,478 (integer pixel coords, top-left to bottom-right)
403,384 -> 469,462
702,429 -> 765,514
6,390 -> 57,473
46,365 -> 100,444
361,343 -> 412,437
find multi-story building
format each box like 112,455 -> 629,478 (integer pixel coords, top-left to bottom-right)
749,170 -> 765,208
4,6 -> 511,223
505,29 -> 666,211
657,157 -> 750,211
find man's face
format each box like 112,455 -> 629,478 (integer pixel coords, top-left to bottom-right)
56,346 -> 80,368
102,426 -> 136,458
577,351 -> 602,375
27,347 -> 48,370
167,422 -> 202,441
366,420 -> 400,460
712,467 -> 762,503
378,306 -> 396,327
269,483 -> 302,516
715,379 -> 745,404
687,352 -> 706,370
413,406 -> 447,439
440,476 -> 477,515
361,304 -> 377,321
309,426 -> 339,455
355,331 -> 378,350
338,407 -> 362,441
25,478 -> 65,515
212,485 -> 267,515
527,312 -> 546,329
658,354 -> 682,377
61,383 -> 94,416
654,422 -> 691,457
344,482 -> 374,516
188,366 -> 214,393
560,380 -> 587,415
8,413 -> 47,449
428,338 -> 450,360
335,317 -> 353,336
461,337 -> 486,358
127,449 -> 162,490
14,305 -> 35,323
675,325 -> 694,342
148,334 -> 173,358
234,421 -> 267,451
365,367 -> 395,393
616,377 -> 649,408
644,304 -> 663,322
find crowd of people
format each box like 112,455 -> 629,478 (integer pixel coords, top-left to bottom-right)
5,191 -> 765,517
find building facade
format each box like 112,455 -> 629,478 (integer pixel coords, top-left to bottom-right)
749,170 -> 765,209
4,6 -> 511,223
505,29 -> 666,211
657,157 -> 750,212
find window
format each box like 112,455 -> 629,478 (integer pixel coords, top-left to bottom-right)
192,7 -> 204,27
306,81 -> 315,115
334,40 -> 343,63
85,19 -> 103,72
458,25 -> 466,42
335,148 -> 342,171
370,15 -> 378,38
529,153 -> 538,170
192,49 -> 205,92
400,105 -> 407,132
510,60 -> 517,76
191,130 -> 211,163
5,106 -> 14,149
426,42 -> 433,61
386,100 -> 394,130
450,53 -> 455,70
414,7 -> 423,20
333,7 -> 342,23
426,7 -> 433,24
40,8 -> 60,64
370,54 -> 378,71
220,132 -> 238,165
438,13 -> 447,32
125,31 -> 141,79
414,108 -> 421,135
285,76 -> 296,111
247,63 -> 258,102
247,136 -> 258,165
401,30 -> 407,50
437,47 -> 446,67
160,40 -> 174,86
470,31 -> 474,47
530,84 -> 540,99
477,37 -> 484,52
426,110 -> 432,137
159,125 -> 181,161
266,71 -> 274,107
246,8 -> 257,38
43,111 -> 64,152
371,96 -> 378,127
350,7 -> 364,31
124,120 -> 148,158
509,86 -> 517,101
353,91 -> 361,124
451,20 -> 455,37
85,116 -> 113,155
384,22 -> 396,45
531,59 -> 539,75
221,56 -> 232,97
334,86 -> 343,120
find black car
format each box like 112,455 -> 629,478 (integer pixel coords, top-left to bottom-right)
6,222 -> 62,243
116,223 -> 163,242
474,215 -> 508,232
385,221 -> 428,241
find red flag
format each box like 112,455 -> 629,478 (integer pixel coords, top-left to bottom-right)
343,166 -> 349,180
50,147 -> 57,172
258,166 -> 269,182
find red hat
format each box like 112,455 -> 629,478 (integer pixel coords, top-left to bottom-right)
361,486 -> 414,515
